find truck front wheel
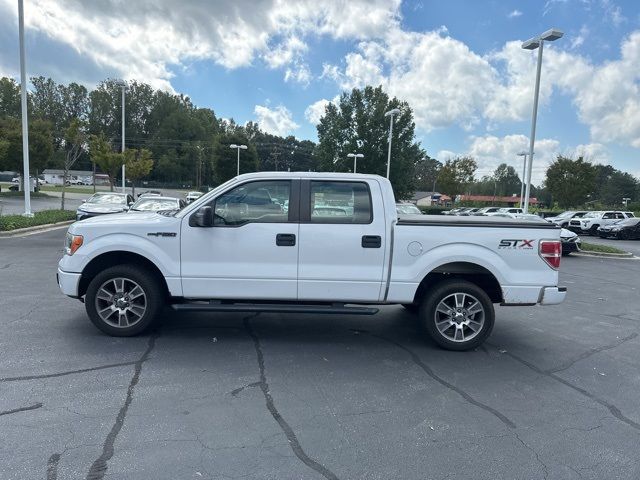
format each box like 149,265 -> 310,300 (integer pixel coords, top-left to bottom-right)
420,279 -> 494,351
85,265 -> 164,336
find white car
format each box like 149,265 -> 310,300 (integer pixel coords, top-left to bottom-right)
546,211 -> 588,228
185,191 -> 203,204
396,203 -> 423,215
58,172 -> 565,351
568,211 -> 635,235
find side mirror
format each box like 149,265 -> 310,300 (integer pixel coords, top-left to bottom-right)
191,206 -> 213,227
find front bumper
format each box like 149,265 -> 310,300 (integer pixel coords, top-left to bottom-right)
57,268 -> 81,297
561,241 -> 580,253
539,286 -> 567,305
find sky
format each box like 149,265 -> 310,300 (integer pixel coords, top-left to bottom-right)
0,0 -> 639,183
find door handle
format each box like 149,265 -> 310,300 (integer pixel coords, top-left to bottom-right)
276,233 -> 296,246
362,235 -> 382,248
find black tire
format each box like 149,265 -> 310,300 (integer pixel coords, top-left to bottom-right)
617,231 -> 628,240
419,279 -> 494,351
401,303 -> 420,314
589,224 -> 599,236
85,264 -> 164,336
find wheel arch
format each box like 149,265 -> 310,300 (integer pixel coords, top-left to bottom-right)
413,261 -> 503,304
78,251 -> 169,298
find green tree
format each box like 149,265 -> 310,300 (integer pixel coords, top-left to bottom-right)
60,119 -> 88,210
493,163 -> 521,196
599,170 -> 637,206
0,77 -> 21,118
414,155 -> 442,191
436,156 -> 478,197
124,148 -> 154,196
314,86 -> 422,199
0,117 -> 53,174
213,133 -> 258,183
545,156 -> 596,208
90,134 -> 123,191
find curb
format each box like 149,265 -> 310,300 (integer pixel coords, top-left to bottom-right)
0,220 -> 74,238
574,249 -> 634,258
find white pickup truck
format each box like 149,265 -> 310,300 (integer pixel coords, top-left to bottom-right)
57,172 -> 566,350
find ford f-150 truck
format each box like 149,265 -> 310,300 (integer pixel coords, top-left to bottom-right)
57,172 -> 566,350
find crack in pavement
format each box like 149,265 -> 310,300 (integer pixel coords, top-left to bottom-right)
0,401 -> 43,416
0,361 -> 138,383
230,381 -> 262,397
243,314 -> 340,480
85,333 -> 159,480
370,333 -> 516,429
489,343 -> 640,432
514,432 -> 549,480
0,262 -> 13,270
546,332 -> 638,373
46,453 -> 61,480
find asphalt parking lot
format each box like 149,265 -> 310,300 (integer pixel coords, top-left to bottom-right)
1,228 -> 639,480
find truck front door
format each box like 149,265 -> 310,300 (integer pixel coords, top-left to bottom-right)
180,179 -> 299,300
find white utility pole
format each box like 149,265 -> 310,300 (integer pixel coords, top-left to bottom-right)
18,0 -> 32,216
229,144 -> 247,176
521,28 -> 563,213
517,152 -> 528,209
384,108 -> 400,179
120,83 -> 126,193
347,153 -> 364,173
623,197 -> 631,208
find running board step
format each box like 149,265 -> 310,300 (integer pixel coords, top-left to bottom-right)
170,303 -> 379,315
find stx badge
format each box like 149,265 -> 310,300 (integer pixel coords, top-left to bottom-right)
498,239 -> 535,249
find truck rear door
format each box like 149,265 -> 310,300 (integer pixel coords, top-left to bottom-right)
297,179 -> 386,302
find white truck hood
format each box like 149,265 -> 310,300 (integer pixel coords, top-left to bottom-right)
68,212 -> 180,240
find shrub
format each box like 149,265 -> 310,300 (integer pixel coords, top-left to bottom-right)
0,210 -> 75,231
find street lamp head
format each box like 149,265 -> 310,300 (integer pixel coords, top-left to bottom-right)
540,28 -> 564,41
347,153 -> 364,158
522,38 -> 540,50
229,144 -> 238,149
239,145 -> 248,150
517,151 -> 528,157
385,108 -> 401,117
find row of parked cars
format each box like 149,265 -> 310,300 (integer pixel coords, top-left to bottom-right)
398,204 -> 581,255
545,210 -> 639,239
75,190 -> 203,221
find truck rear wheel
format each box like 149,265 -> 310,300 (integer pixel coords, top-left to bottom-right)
85,265 -> 164,336
419,279 -> 494,351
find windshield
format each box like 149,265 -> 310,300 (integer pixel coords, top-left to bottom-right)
397,204 -> 422,215
87,193 -> 126,205
557,211 -> 575,218
131,198 -> 179,211
582,212 -> 600,218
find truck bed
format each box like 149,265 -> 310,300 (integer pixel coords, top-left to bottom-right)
397,214 -> 558,229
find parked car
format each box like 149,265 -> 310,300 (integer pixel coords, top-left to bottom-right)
185,191 -> 203,203
57,172 -> 565,351
546,211 -> 588,228
11,177 -> 20,183
497,207 -> 524,214
597,218 -> 640,240
568,211 -> 635,235
138,190 -> 162,198
75,192 -> 135,221
458,208 -> 482,216
396,203 -> 423,215
129,196 -> 186,212
474,207 -> 502,215
442,207 -> 464,215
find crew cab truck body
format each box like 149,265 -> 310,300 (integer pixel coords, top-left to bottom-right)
58,172 -> 566,351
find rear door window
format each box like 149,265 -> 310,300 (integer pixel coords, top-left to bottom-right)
309,181 -> 372,224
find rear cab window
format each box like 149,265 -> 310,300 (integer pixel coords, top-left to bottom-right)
307,181 -> 373,224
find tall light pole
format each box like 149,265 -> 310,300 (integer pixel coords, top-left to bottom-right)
517,152 -> 528,209
384,108 -> 400,179
347,153 -> 364,173
115,80 -> 127,193
18,0 -> 32,216
623,197 -> 631,208
522,28 -> 563,213
229,144 -> 247,176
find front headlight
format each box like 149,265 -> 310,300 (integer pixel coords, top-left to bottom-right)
64,232 -> 84,255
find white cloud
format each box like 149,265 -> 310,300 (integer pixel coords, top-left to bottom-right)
466,134 -> 561,184
304,96 -> 340,125
508,10 -> 522,18
254,104 -> 299,136
284,63 -> 312,86
0,0 -> 401,90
